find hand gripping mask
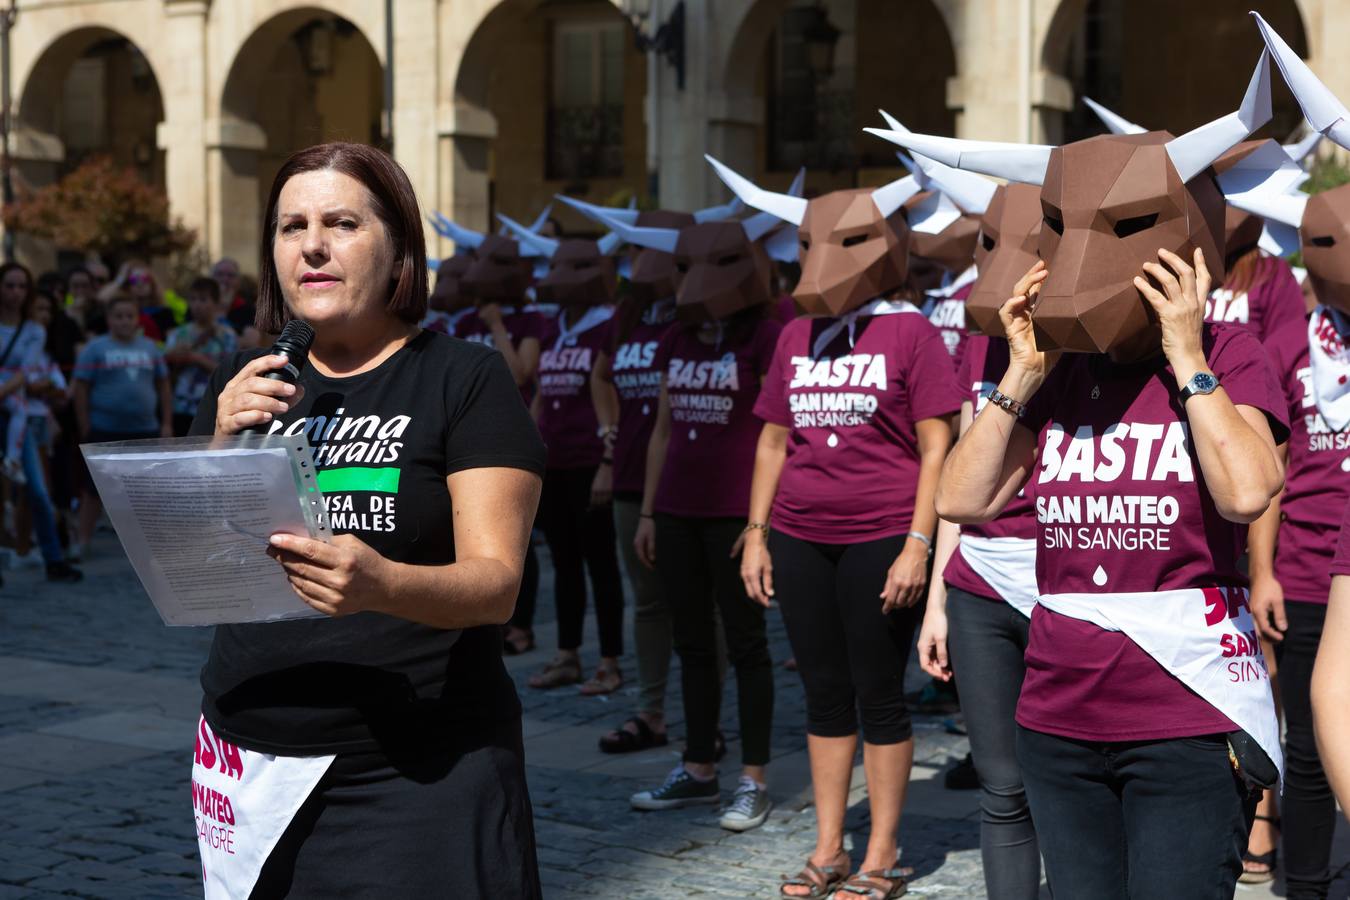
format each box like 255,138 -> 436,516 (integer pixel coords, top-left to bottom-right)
702,155 -> 926,316
430,255 -> 475,313
866,50 -> 1275,352
499,215 -> 622,310
967,184 -> 1045,338
586,209 -> 782,324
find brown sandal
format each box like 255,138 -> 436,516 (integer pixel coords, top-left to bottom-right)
579,665 -> 623,695
528,657 -> 583,689
779,860 -> 846,898
837,868 -> 908,899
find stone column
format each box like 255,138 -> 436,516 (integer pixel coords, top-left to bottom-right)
160,0 -> 211,259
438,103 -> 496,256
390,0 -> 440,252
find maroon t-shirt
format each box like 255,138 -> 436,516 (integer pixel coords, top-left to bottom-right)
1332,501 -> 1350,578
1015,325 -> 1288,742
451,307 -> 544,350
1266,317 -> 1350,604
927,281 -> 973,365
606,317 -> 674,495
943,336 -> 1038,600
653,318 -> 783,518
775,294 -> 799,324
536,310 -> 614,470
1206,255 -> 1306,341
754,311 -> 961,543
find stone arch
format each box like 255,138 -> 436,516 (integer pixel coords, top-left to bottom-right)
211,6 -> 384,266
443,0 -> 644,238
12,25 -> 167,267
1037,0 -> 1310,144
712,0 -> 958,194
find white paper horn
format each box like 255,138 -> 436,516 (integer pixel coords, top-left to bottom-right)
587,210 -> 681,255
1165,49 -> 1272,184
1252,11 -> 1350,151
429,212 -> 486,250
863,128 -> 1054,186
704,154 -> 808,226
1083,97 -> 1147,135
496,214 -> 559,259
554,194 -> 642,226
1224,190 -> 1308,231
877,110 -> 998,214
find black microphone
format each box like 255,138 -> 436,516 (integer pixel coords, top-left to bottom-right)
243,320 -> 315,434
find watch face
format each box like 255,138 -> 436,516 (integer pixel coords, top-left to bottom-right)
1191,373 -> 1218,393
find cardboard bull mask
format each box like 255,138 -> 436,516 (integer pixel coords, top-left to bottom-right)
461,235 -> 535,303
866,50 -> 1275,352
1228,182 -> 1350,314
587,209 -> 781,324
431,255 -> 475,313
499,215 -> 622,309
967,184 -> 1045,338
702,155 -> 928,316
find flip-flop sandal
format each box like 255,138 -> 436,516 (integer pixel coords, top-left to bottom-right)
528,658 -> 582,689
502,629 -> 535,656
779,860 -> 846,898
837,868 -> 908,899
579,666 -> 623,695
599,717 -> 669,754
1239,814 -> 1280,884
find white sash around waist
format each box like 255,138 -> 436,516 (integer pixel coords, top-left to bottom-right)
958,535 -> 1038,618
1036,588 -> 1282,779
193,716 -> 335,899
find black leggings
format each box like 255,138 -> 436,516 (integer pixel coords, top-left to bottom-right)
945,586 -> 1039,900
537,466 -> 624,657
656,514 -> 773,767
1277,599 -> 1334,900
770,530 -> 917,745
508,540 -> 540,632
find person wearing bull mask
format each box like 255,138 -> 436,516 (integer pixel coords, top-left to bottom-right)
420,255 -> 475,335
1232,19 -> 1350,897
556,197 -> 734,755
595,206 -> 785,832
705,155 -> 962,898
914,174 -> 1046,900
499,219 -> 628,694
871,52 -> 1289,897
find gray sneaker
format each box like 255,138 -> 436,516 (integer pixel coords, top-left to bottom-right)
630,766 -> 720,810
719,776 -> 771,831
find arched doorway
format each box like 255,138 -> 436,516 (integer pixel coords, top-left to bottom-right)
13,28 -> 165,267
722,0 -> 957,194
1042,0 -> 1309,144
216,8 -> 383,267
451,0 -> 647,238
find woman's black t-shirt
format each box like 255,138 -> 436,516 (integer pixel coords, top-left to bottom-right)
190,331 -> 546,755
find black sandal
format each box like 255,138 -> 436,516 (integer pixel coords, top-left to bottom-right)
1239,814 -> 1280,884
599,717 -> 669,754
502,628 -> 535,656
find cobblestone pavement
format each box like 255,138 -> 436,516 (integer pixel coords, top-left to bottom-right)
0,533 -> 1340,898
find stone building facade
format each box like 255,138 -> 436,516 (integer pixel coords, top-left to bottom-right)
6,0 -> 1347,273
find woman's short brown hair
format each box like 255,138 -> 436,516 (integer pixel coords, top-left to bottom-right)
255,142 -> 428,334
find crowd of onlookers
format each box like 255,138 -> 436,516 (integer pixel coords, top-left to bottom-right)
0,256 -> 260,586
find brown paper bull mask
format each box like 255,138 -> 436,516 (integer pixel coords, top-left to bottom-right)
866,50 -> 1274,352
431,255 -> 475,312
702,155 -> 931,316
1230,182 -> 1350,315
906,194 -> 981,275
586,209 -> 782,324
462,235 -> 535,303
499,215 -> 622,309
967,184 -> 1044,338
629,210 -> 696,305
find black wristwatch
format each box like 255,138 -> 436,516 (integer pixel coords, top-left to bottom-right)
1179,371 -> 1220,403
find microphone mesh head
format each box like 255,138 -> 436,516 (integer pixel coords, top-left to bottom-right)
279,319 -> 315,350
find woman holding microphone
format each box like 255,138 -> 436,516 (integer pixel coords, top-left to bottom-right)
189,142 -> 546,898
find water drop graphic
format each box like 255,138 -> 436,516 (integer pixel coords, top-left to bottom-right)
1342,457 -> 1350,473
641,403 -> 650,416
1092,565 -> 1108,586
688,428 -> 697,441
552,400 -> 561,410
826,433 -> 839,448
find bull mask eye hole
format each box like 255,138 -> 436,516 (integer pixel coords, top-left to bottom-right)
981,233 -> 996,252
1113,213 -> 1159,239
1043,214 -> 1064,236
1311,235 -> 1337,248
842,234 -> 868,248
675,262 -> 690,274
717,254 -> 742,266
492,256 -> 511,265
800,239 -> 811,251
